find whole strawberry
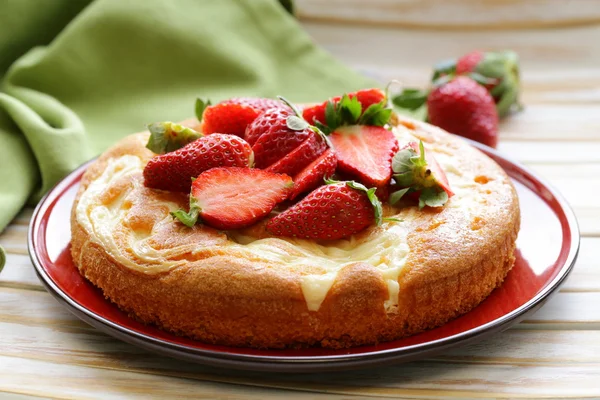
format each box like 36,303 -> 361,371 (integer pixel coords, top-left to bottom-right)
427,76 -> 499,148
143,134 -> 253,192
196,97 -> 286,137
266,180 -> 382,240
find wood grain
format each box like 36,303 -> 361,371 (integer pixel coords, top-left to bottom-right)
297,0 -> 600,30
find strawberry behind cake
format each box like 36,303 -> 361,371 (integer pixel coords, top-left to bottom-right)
70,90 -> 519,349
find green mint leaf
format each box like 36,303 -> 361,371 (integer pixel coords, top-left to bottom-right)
286,115 -> 309,131
392,88 -> 428,110
419,187 -> 449,208
346,181 -> 383,226
195,98 -> 211,121
389,187 -> 410,205
146,122 -> 203,154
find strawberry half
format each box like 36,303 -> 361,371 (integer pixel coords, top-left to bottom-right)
266,180 -> 382,240
143,134 -> 253,192
389,141 -> 454,209
330,125 -> 398,188
197,97 -> 286,137
172,167 -> 293,230
290,149 -> 337,200
303,88 -> 386,127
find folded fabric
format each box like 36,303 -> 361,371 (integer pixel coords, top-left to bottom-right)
0,0 -> 374,235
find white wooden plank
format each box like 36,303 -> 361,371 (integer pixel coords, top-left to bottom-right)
0,254 -> 42,290
498,141 -> 600,164
297,0 -> 600,30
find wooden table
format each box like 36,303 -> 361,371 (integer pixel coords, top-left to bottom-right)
1,1 -> 599,398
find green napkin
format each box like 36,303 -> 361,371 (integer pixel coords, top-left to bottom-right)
0,0 -> 374,236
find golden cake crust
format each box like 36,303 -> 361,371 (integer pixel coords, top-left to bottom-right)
70,115 -> 520,349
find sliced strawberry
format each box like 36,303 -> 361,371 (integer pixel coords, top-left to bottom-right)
265,132 -> 327,176
172,167 -> 293,230
290,149 -> 337,200
143,134 -> 253,192
199,97 -> 286,137
303,88 -> 385,126
244,107 -> 289,146
266,181 -> 382,240
405,142 -> 453,196
251,111 -> 312,169
330,125 -> 398,188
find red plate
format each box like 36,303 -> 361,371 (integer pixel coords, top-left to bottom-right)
28,142 -> 579,372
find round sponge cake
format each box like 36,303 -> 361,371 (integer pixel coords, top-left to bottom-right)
70,114 -> 520,349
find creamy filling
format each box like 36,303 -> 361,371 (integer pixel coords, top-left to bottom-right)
75,125 -> 488,312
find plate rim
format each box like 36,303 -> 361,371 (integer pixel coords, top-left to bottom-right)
28,140 -> 581,372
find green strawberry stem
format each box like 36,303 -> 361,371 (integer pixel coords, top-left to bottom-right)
171,197 -> 201,228
146,122 -> 203,154
390,140 -> 449,209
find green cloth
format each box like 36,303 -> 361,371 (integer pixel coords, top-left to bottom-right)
0,0 -> 374,235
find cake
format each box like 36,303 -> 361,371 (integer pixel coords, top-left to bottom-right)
70,91 -> 520,349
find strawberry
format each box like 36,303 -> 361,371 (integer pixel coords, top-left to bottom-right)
427,76 -> 499,148
145,122 -> 203,154
302,88 -> 386,126
455,51 -> 485,76
330,125 -> 398,187
245,107 -> 289,146
143,134 -> 253,192
289,149 -> 337,200
265,132 -> 327,176
172,167 -> 293,230
266,181 -> 382,240
389,141 -> 454,209
196,97 -> 286,137
250,108 -> 313,169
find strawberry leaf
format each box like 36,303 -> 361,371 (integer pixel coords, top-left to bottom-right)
418,188 -> 448,209
171,197 -> 201,227
392,88 -> 428,111
431,58 -> 457,81
338,94 -> 362,124
286,115 -> 309,131
146,122 -> 202,154
346,181 -> 383,226
389,187 -> 410,205
195,98 -> 211,121
324,100 -> 340,130
358,102 -> 392,126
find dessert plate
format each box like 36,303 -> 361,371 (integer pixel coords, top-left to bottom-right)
29,141 -> 579,372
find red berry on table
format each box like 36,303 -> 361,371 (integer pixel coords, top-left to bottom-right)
172,167 -> 293,230
330,125 -> 398,188
289,149 -> 337,200
143,134 -> 254,192
198,97 -> 286,137
266,181 -> 382,240
427,76 -> 499,148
